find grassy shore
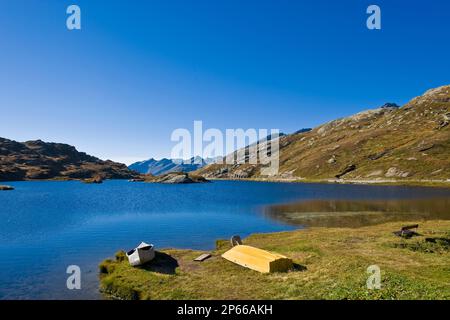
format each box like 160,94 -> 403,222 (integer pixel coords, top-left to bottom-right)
99,220 -> 450,300
208,177 -> 450,188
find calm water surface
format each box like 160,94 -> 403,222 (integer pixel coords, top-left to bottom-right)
0,180 -> 449,299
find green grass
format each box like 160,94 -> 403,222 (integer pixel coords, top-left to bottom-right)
99,221 -> 450,300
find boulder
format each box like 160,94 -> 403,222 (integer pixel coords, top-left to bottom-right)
154,172 -> 209,184
83,176 -> 103,184
158,173 -> 194,184
327,155 -> 337,164
385,167 -> 410,178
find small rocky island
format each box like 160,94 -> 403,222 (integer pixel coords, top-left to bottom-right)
83,176 -> 104,184
0,185 -> 14,191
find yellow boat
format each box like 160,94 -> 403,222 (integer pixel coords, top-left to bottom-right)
222,245 -> 293,273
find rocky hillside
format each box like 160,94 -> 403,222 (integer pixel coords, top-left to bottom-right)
0,138 -> 137,181
195,85 -> 450,182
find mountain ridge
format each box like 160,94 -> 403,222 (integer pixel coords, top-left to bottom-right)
194,85 -> 450,182
0,138 -> 137,181
129,156 -> 212,176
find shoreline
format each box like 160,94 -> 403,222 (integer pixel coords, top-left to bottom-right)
206,177 -> 450,188
2,176 -> 450,188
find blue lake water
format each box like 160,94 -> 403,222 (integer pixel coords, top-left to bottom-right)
1,180 -> 449,299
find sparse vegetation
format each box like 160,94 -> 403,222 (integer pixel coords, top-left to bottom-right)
390,236 -> 450,254
99,220 -> 450,300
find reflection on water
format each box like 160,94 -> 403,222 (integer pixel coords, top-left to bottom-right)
264,198 -> 450,228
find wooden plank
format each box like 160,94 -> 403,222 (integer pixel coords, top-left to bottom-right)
194,253 -> 212,262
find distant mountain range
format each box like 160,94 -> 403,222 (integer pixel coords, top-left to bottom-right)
129,156 -> 213,176
0,138 -> 136,181
195,85 -> 450,181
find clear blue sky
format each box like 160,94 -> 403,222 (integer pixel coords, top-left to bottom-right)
1,0 -> 449,164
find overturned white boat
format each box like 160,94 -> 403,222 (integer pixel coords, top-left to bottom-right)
126,242 -> 155,267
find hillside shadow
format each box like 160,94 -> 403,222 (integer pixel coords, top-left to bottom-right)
140,251 -> 179,275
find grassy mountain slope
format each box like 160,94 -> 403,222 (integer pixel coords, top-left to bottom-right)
195,85 -> 450,182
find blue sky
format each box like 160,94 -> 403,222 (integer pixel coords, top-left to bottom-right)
0,0 -> 449,164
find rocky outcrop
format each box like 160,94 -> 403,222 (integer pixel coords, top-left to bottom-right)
385,167 -> 410,178
158,173 -> 196,184
83,176 -> 104,184
0,185 -> 14,190
141,172 -> 209,184
0,138 -> 138,181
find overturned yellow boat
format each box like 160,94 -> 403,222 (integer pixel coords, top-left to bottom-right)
222,245 -> 293,273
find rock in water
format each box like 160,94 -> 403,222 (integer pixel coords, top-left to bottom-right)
83,176 -> 103,184
0,185 -> 14,191
145,172 -> 209,184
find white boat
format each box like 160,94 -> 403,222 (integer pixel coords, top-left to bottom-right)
126,242 -> 155,266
